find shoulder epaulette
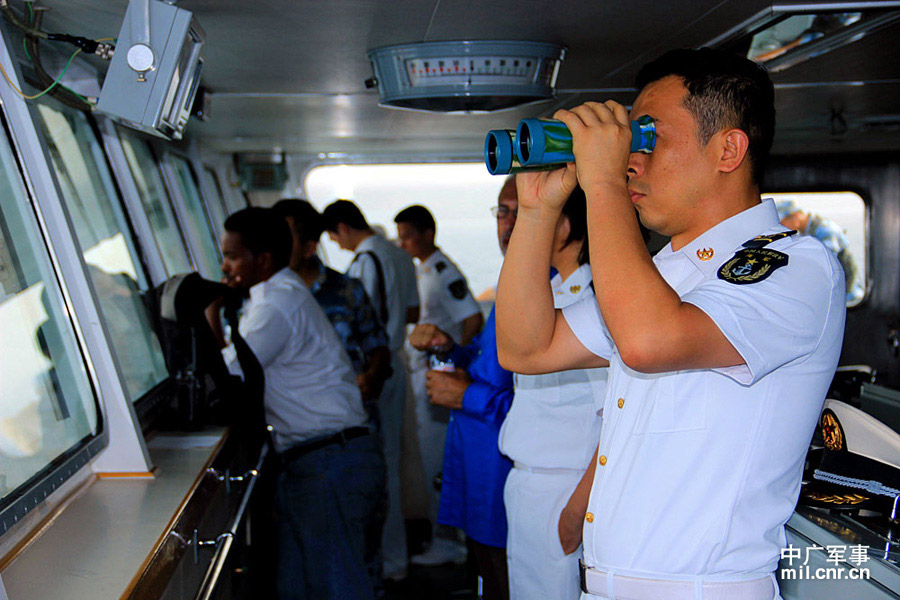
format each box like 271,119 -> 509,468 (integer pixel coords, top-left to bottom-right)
742,230 -> 797,249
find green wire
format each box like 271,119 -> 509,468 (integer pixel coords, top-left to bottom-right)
61,83 -> 91,104
28,48 -> 81,100
23,1 -> 33,59
18,2 -> 95,105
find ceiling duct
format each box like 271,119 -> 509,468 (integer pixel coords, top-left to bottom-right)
366,40 -> 566,113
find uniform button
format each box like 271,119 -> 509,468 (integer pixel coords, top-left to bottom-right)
599,455 -> 607,466
585,512 -> 594,523
617,398 -> 625,409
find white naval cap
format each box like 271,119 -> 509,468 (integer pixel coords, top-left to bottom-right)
802,399 -> 900,518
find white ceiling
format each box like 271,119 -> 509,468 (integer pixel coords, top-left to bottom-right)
26,0 -> 900,158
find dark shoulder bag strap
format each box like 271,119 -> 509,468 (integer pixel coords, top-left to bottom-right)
351,250 -> 388,325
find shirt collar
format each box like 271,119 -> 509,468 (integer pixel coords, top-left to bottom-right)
355,233 -> 379,254
657,199 -> 783,275
249,267 -> 293,302
551,263 -> 593,308
419,247 -> 444,269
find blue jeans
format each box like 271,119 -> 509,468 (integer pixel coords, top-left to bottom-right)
276,432 -> 386,600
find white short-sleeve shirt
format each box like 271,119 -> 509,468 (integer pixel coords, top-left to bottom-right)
416,248 -> 480,344
223,268 -> 367,452
562,199 -> 845,580
499,263 -> 607,470
348,234 -> 420,351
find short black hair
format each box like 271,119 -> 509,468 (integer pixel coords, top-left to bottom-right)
634,48 -> 775,186
321,199 -> 370,233
560,186 -> 589,266
223,207 -> 292,270
273,198 -> 323,243
394,205 -> 436,234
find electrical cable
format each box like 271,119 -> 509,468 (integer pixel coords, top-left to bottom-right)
22,8 -> 93,110
0,0 -> 46,39
0,46 -> 79,100
0,2 -> 110,107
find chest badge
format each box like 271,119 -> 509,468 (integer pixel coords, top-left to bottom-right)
696,247 -> 714,261
570,285 -> 581,294
718,248 -> 788,285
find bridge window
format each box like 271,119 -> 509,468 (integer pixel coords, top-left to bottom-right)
118,130 -> 193,277
200,165 -> 229,238
305,163 -> 508,302
165,154 -> 221,279
764,192 -> 867,307
36,103 -> 169,401
0,116 -> 100,514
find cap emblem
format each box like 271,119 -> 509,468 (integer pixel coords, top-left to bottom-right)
821,410 -> 845,451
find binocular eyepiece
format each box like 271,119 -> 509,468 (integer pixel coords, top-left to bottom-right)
484,115 -> 656,175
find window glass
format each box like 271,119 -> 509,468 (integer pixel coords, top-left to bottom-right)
765,192 -> 867,307
118,130 -> 193,276
0,119 -> 99,504
305,164 -> 506,301
36,104 -> 169,400
168,155 -> 220,279
201,165 -> 229,237
748,13 -> 863,63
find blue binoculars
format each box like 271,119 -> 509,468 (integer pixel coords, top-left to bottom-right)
484,115 -> 656,175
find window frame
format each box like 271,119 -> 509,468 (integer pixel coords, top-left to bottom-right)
34,98 -> 172,402
158,149 -> 222,280
107,121 -> 196,281
0,105 -> 107,538
198,163 -> 230,238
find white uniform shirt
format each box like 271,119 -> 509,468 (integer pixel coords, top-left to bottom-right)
562,200 -> 845,579
223,268 -> 367,452
499,264 -> 607,470
348,234 -> 419,351
416,248 -> 480,344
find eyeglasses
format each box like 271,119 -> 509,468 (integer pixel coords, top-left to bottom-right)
490,205 -> 517,219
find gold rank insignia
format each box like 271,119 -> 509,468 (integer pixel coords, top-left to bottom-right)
570,285 -> 581,294
718,248 -> 788,285
696,247 -> 714,261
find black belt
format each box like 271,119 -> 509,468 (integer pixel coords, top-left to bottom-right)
280,426 -> 370,464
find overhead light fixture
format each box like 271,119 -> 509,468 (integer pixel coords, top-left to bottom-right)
366,40 -> 566,113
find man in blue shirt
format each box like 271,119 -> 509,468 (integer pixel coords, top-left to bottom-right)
408,176 -> 517,600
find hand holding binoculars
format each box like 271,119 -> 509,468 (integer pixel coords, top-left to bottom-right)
484,115 -> 656,175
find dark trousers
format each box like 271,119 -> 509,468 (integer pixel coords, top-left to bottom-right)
276,433 -> 386,600
469,537 -> 510,600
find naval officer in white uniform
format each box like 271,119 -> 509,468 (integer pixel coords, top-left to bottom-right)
395,205 -> 483,553
322,199 -> 420,581
495,49 -> 845,600
498,187 -> 606,600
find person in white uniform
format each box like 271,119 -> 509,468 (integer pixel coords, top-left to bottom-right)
394,204 -> 483,560
322,199 -> 420,581
495,48 -> 845,600
499,186 -> 607,600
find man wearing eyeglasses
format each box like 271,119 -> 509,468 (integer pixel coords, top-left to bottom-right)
407,175 -> 517,600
